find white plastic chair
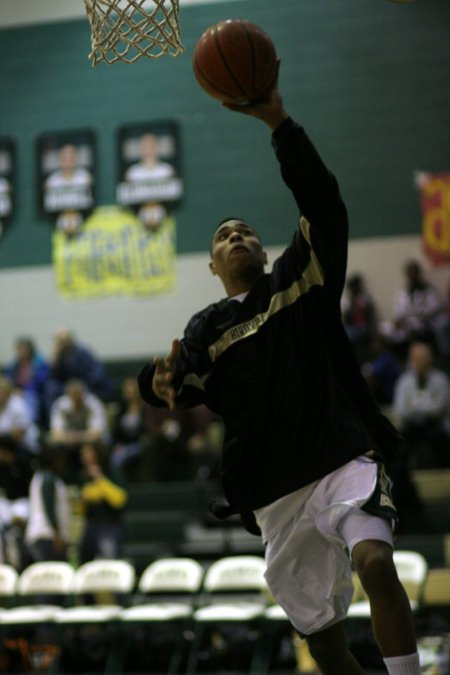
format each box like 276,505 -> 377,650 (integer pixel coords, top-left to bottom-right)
0,564 -> 18,609
0,562 -> 75,625
54,559 -> 135,624
48,560 -> 135,674
187,555 -> 268,673
120,557 -> 204,622
118,558 -> 205,673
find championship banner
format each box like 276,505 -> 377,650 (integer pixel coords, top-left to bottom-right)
53,206 -> 176,298
417,172 -> 450,266
37,129 -> 96,237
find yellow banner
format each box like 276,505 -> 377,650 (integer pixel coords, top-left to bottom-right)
418,173 -> 450,266
53,206 -> 176,298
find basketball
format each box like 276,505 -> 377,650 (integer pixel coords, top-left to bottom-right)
192,19 -> 278,106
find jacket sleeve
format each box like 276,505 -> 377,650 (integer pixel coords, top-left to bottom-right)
138,310 -> 213,410
272,117 -> 349,307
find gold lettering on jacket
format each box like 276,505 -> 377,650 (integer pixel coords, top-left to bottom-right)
182,217 -> 323,389
208,217 -> 324,362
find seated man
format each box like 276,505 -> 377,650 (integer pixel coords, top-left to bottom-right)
341,273 -> 377,363
380,260 -> 449,359
393,341 -> 450,469
48,379 -> 109,482
43,327 -> 113,421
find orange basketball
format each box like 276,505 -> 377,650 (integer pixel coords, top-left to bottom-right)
193,19 -> 278,106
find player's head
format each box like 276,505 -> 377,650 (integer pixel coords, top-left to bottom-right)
209,217 -> 267,295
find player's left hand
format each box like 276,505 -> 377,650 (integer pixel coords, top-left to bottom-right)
222,61 -> 288,130
152,338 -> 181,411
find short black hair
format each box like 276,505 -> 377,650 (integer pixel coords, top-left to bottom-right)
210,217 -> 261,255
214,217 -> 248,232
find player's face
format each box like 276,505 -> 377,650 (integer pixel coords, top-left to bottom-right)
210,219 -> 266,284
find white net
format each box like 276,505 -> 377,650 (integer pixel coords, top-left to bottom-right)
84,0 -> 185,65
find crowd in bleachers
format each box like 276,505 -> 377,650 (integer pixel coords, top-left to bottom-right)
343,261 -> 450,534
0,324 -> 222,576
0,259 -> 448,576
0,261 -> 448,674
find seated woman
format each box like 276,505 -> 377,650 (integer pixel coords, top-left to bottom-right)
77,441 -> 128,563
110,377 -> 150,479
4,337 -> 49,424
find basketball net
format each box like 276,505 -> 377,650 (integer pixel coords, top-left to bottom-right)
84,0 -> 185,65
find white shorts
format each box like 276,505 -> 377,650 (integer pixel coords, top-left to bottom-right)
263,458 -> 394,636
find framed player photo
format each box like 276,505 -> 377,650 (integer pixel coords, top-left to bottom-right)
116,120 -> 183,230
37,129 -> 95,237
0,136 -> 15,236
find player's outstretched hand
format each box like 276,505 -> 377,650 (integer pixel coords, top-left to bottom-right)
152,338 -> 181,411
222,61 -> 288,131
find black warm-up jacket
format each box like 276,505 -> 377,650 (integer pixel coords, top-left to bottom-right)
138,117 -> 401,521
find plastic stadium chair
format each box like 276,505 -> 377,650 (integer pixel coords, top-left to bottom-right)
0,563 -> 74,674
53,559 -> 135,674
186,555 -> 268,674
54,559 -> 135,624
0,564 -> 18,609
121,557 -> 204,621
118,557 -> 205,673
0,562 -> 75,625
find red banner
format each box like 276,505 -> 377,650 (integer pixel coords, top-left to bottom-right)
417,172 -> 450,266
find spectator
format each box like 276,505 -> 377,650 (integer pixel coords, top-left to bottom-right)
393,341 -> 450,470
380,260 -> 449,359
185,406 -> 223,482
0,435 -> 32,569
341,273 -> 377,363
77,442 -> 127,563
48,379 -> 109,482
144,406 -> 218,481
362,333 -> 402,407
4,336 -> 49,424
43,327 -> 112,419
110,377 -> 150,480
0,376 -> 39,455
25,445 -> 70,563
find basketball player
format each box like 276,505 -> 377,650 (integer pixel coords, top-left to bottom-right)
138,84 -> 421,674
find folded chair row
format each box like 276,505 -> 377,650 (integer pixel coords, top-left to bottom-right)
0,550 -> 428,674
